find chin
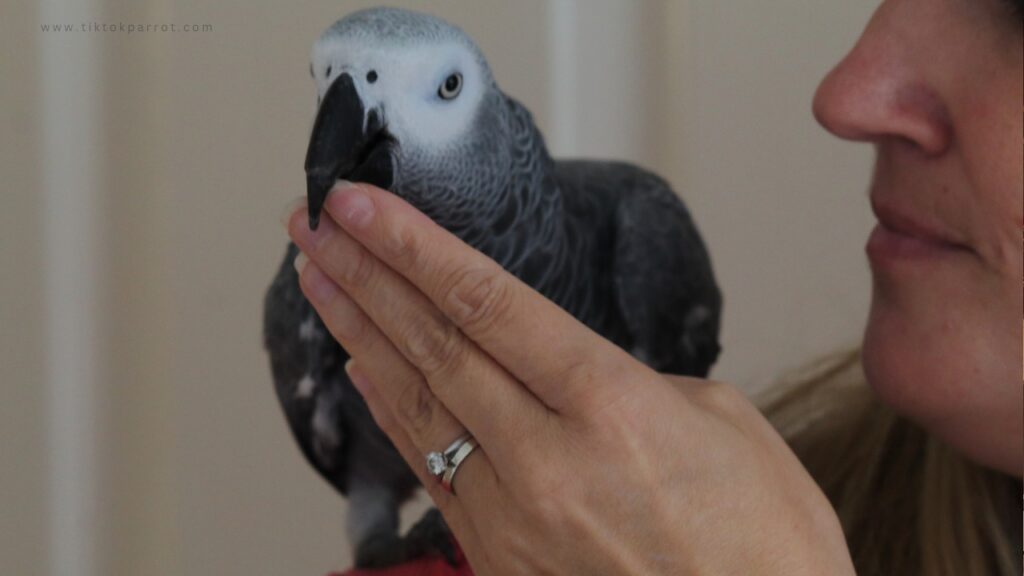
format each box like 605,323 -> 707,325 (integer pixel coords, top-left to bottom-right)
862,293 -> 947,424
862,278 -> 1023,476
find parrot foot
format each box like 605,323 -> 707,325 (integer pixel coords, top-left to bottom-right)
353,532 -> 406,569
353,508 -> 456,569
404,508 -> 456,566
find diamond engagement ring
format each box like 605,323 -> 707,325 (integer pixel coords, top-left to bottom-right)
425,433 -> 478,494
426,433 -> 470,476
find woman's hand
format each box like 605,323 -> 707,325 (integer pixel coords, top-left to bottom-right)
284,181 -> 855,575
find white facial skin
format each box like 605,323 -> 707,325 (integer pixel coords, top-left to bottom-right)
814,0 -> 1023,475
311,37 -> 486,154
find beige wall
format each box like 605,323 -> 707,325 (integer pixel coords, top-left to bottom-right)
2,1 -> 878,574
2,1 -> 48,573
665,1 -> 878,389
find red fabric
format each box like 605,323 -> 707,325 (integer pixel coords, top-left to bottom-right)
331,537 -> 474,576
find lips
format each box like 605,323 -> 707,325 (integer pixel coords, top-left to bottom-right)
867,196 -> 973,262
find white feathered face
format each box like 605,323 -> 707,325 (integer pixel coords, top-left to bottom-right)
303,17 -> 509,230
310,36 -> 488,155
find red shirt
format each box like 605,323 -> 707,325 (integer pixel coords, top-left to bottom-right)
332,537 -> 473,576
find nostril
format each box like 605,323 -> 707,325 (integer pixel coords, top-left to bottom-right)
809,46 -> 952,155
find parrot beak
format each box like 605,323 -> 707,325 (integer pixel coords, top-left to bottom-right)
304,72 -> 394,230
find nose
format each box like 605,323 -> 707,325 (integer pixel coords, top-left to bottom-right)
812,2 -> 952,156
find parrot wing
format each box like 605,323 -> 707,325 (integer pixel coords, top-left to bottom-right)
555,160 -> 722,376
263,242 -> 355,494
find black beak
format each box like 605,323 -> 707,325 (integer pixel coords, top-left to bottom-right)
304,72 -> 394,230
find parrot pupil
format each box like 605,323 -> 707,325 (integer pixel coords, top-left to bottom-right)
440,73 -> 462,100
367,70 -> 378,83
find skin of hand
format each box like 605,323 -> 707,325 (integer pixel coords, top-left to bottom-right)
283,182 -> 856,575
813,0 -> 1023,475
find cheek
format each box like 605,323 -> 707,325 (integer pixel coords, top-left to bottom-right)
959,61 -> 1024,272
868,96 -> 1023,467
863,7 -> 1024,472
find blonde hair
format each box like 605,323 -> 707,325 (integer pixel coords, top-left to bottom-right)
760,350 -> 1022,575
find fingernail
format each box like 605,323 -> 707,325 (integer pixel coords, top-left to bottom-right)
293,251 -> 309,275
344,359 -> 373,396
332,181 -> 374,228
280,196 -> 308,229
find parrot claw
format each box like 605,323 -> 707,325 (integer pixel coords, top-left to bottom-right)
353,508 -> 456,569
353,532 -> 406,569
404,508 -> 457,567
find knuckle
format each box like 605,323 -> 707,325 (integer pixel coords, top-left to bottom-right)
693,380 -> 748,417
382,217 -> 425,270
339,244 -> 376,287
325,300 -> 369,342
399,314 -> 466,376
521,472 -> 572,529
442,267 -> 514,334
515,432 -> 572,526
394,381 -> 438,436
554,354 -> 603,388
371,399 -> 402,437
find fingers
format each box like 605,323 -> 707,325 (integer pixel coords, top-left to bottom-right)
320,182 -> 641,415
293,252 -> 462,459
293,252 -> 502,512
288,208 -> 547,474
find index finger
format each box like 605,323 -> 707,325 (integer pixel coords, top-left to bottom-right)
322,181 -> 641,413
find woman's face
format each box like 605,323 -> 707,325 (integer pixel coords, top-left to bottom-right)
814,0 -> 1023,475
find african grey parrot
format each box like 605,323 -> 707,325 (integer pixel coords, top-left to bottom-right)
263,7 -> 721,569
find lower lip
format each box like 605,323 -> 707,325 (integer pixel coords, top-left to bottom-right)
866,224 -> 968,264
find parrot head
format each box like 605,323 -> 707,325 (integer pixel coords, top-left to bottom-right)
304,7 -> 509,230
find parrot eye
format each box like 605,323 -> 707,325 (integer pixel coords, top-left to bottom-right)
438,73 -> 462,100
367,70 -> 378,84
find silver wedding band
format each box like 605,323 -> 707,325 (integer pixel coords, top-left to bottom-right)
425,433 -> 479,495
441,436 -> 478,495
